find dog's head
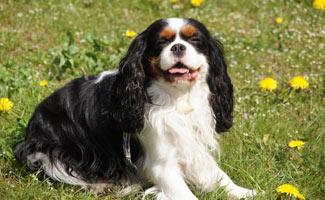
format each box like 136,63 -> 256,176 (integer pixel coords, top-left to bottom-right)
117,18 -> 234,133
143,18 -> 210,86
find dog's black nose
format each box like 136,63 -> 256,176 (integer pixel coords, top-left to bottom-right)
171,43 -> 186,56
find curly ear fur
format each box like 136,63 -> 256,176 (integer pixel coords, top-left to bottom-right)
110,32 -> 149,134
207,37 -> 234,133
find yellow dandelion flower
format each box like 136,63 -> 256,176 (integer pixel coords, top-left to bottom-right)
275,184 -> 305,200
190,0 -> 203,7
313,0 -> 325,10
40,80 -> 48,87
290,76 -> 309,90
275,17 -> 283,24
169,0 -> 179,2
288,140 -> 305,150
125,29 -> 137,37
259,78 -> 277,91
0,97 -> 14,112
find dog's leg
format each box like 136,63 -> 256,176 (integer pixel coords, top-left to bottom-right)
215,166 -> 257,199
186,153 -> 256,199
144,158 -> 198,200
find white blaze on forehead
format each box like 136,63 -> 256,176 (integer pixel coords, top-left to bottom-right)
166,18 -> 186,34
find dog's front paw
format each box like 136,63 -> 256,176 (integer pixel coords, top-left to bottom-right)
143,186 -> 169,200
154,191 -> 169,200
143,186 -> 198,200
155,192 -> 198,200
154,190 -> 198,200
227,186 -> 257,199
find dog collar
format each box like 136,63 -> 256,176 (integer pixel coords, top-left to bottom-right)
123,133 -> 137,169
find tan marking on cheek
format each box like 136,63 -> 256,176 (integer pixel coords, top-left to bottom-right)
149,57 -> 163,79
181,25 -> 198,37
160,28 -> 175,39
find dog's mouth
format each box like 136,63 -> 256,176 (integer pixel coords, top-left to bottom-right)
163,62 -> 200,82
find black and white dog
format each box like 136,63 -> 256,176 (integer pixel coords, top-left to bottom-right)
15,18 -> 257,199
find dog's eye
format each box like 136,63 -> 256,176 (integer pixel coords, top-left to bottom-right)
156,39 -> 168,46
189,37 -> 201,43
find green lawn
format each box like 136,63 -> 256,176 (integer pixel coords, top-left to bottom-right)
0,0 -> 324,199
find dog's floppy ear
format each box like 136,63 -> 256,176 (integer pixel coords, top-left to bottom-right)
111,32 -> 149,134
207,37 -> 234,133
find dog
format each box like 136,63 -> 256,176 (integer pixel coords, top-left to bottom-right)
15,18 -> 257,199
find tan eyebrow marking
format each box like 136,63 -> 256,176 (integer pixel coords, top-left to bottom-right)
181,25 -> 198,37
160,27 -> 175,39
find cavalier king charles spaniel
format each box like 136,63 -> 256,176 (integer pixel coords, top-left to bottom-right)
15,18 -> 257,199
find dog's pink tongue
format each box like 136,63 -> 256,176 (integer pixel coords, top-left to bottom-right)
168,68 -> 189,74
191,70 -> 199,78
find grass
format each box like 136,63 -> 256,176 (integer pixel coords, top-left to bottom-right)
0,0 -> 324,199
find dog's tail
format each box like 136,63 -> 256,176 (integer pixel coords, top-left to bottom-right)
15,142 -> 89,186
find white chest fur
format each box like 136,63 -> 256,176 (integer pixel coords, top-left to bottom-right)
139,81 -> 220,191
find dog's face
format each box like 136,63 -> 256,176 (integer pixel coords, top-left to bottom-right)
144,18 -> 210,85
120,18 -> 233,132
